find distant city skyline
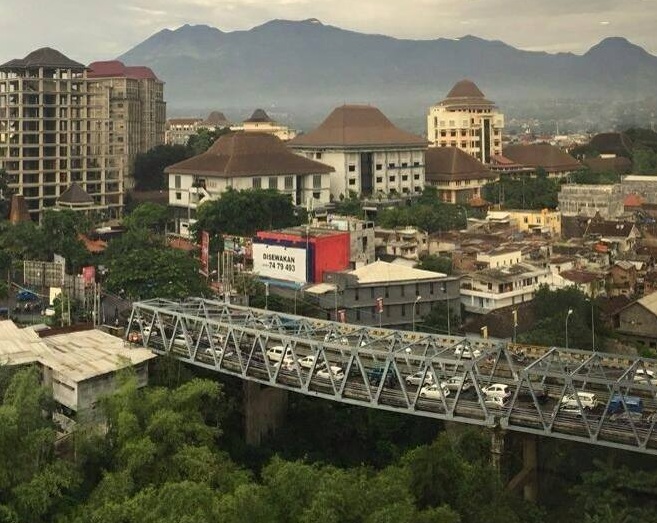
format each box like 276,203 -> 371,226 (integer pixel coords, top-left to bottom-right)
1,0 -> 656,64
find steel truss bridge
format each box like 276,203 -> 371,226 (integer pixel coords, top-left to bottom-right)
128,297 -> 657,455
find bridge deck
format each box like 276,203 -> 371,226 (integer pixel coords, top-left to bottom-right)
127,297 -> 657,455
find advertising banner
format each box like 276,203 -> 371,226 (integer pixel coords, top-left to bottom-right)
376,297 -> 384,313
252,243 -> 307,284
200,231 -> 210,275
82,266 -> 96,285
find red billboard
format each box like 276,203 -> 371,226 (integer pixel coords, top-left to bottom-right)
82,266 -> 96,285
200,231 -> 210,275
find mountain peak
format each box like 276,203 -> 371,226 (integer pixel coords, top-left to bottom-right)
585,36 -> 649,57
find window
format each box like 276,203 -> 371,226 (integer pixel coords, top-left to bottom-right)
388,162 -> 396,168
313,174 -> 322,189
401,162 -> 408,168
348,165 -> 356,172
385,287 -> 389,298
415,283 -> 420,296
414,174 -> 420,180
175,192 -> 181,200
376,163 -> 382,170
389,176 -> 395,182
376,177 -> 383,183
316,152 -> 322,159
268,177 -> 278,189
313,191 -> 321,199
430,282 -> 434,295
174,175 -> 181,189
252,177 -> 262,189
400,285 -> 405,297
402,175 -> 408,181
356,309 -> 361,321
285,176 -> 293,190
413,161 -> 420,167
401,304 -> 406,317
355,288 -> 359,301
348,179 -> 356,186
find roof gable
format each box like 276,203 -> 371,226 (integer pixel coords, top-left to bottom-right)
57,183 -> 94,205
1,47 -> 85,71
503,143 -> 581,171
289,105 -> 427,148
425,147 -> 495,181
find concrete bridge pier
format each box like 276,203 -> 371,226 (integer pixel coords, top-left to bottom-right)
490,426 -> 506,472
507,434 -> 539,502
243,381 -> 288,446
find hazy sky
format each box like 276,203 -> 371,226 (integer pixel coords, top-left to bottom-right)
2,0 -> 656,64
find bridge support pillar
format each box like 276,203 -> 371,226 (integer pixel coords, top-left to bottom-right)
243,381 -> 288,446
507,434 -> 539,502
490,426 -> 505,472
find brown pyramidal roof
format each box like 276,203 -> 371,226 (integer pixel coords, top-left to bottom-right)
245,109 -> 273,123
290,105 -> 427,148
425,147 -> 495,182
164,132 -> 334,178
439,79 -> 494,107
204,111 -> 230,126
0,47 -> 85,71
503,144 -> 581,172
57,183 -> 94,205
589,132 -> 633,157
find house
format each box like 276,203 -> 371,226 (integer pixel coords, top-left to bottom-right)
312,214 -> 376,267
305,260 -> 460,328
289,105 -> 427,199
486,209 -> 561,237
622,176 -> 657,205
586,220 -> 640,253
476,248 -> 522,269
503,143 -> 582,178
615,292 -> 657,349
424,147 -> 497,204
165,132 -> 333,236
557,269 -> 606,298
232,109 -> 297,141
427,79 -> 504,163
375,227 -> 428,261
460,262 -> 554,314
608,261 -> 638,297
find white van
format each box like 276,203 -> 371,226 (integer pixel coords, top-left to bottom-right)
482,383 -> 511,400
560,392 -> 598,410
266,345 -> 294,363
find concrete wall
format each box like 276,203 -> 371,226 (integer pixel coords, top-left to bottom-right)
243,381 -> 288,446
618,304 -> 657,347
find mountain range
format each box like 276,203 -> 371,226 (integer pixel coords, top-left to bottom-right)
118,19 -> 657,129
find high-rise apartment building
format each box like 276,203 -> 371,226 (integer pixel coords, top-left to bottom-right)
427,79 -> 504,164
0,49 -> 165,220
87,60 -> 166,190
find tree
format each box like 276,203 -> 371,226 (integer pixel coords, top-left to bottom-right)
482,175 -> 560,210
133,144 -> 190,191
123,202 -> 170,234
422,301 -> 460,335
103,230 -> 209,300
194,189 -> 302,237
186,127 -> 232,156
632,146 -> 657,175
417,255 -> 452,275
41,209 -> 92,273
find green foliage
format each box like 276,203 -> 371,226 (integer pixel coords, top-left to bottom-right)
632,146 -> 657,175
194,188 -> 302,237
376,190 -> 466,233
417,254 -> 453,275
123,202 -> 169,233
41,210 -> 92,273
571,169 -> 620,184
517,285 -> 603,350
332,192 -> 364,217
422,301 -> 460,335
103,229 -> 209,300
482,174 -> 560,210
625,128 -> 657,153
186,127 -> 231,156
133,144 -> 190,191
0,221 -> 47,261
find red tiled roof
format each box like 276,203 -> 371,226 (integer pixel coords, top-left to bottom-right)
624,193 -> 646,207
289,105 -> 427,148
560,269 -> 601,284
425,147 -> 495,182
503,144 -> 581,172
78,234 -> 107,254
87,60 -> 159,81
165,132 -> 334,178
167,236 -> 198,252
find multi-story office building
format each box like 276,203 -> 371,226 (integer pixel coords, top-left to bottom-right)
427,79 -> 504,164
0,49 -> 165,219
289,105 -> 427,199
87,60 -> 166,189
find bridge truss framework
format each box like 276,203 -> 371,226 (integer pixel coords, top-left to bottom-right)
127,297 -> 657,455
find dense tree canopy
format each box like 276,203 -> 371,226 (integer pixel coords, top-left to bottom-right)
482,173 -> 561,210
186,127 -> 231,157
123,202 -> 170,234
133,144 -> 190,191
193,188 -> 303,237
103,229 -> 209,300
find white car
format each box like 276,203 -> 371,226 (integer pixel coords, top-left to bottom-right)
444,376 -> 472,392
405,371 -> 434,387
633,369 -> 657,386
560,392 -> 597,410
419,383 -> 450,400
172,334 -> 193,348
482,383 -> 511,400
453,341 -> 481,359
324,333 -> 349,345
266,345 -> 294,363
143,325 -> 159,337
316,365 -> 344,381
299,355 -> 318,370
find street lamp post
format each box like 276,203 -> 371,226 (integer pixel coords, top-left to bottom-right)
447,297 -> 451,336
412,295 -> 421,332
565,308 -> 574,349
265,282 -> 270,310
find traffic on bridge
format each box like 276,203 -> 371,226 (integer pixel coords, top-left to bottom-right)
127,297 -> 657,455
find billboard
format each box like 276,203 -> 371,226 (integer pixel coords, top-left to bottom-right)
252,243 -> 307,284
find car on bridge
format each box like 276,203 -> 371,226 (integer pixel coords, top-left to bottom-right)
266,345 -> 295,364
405,370 -> 434,387
560,391 -> 598,410
172,334 -> 194,348
316,363 -> 344,381
299,355 -> 318,370
484,396 -> 507,409
367,367 -> 397,387
633,369 -> 657,386
419,383 -> 450,400
453,340 -> 481,359
444,375 -> 473,393
482,383 -> 511,400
